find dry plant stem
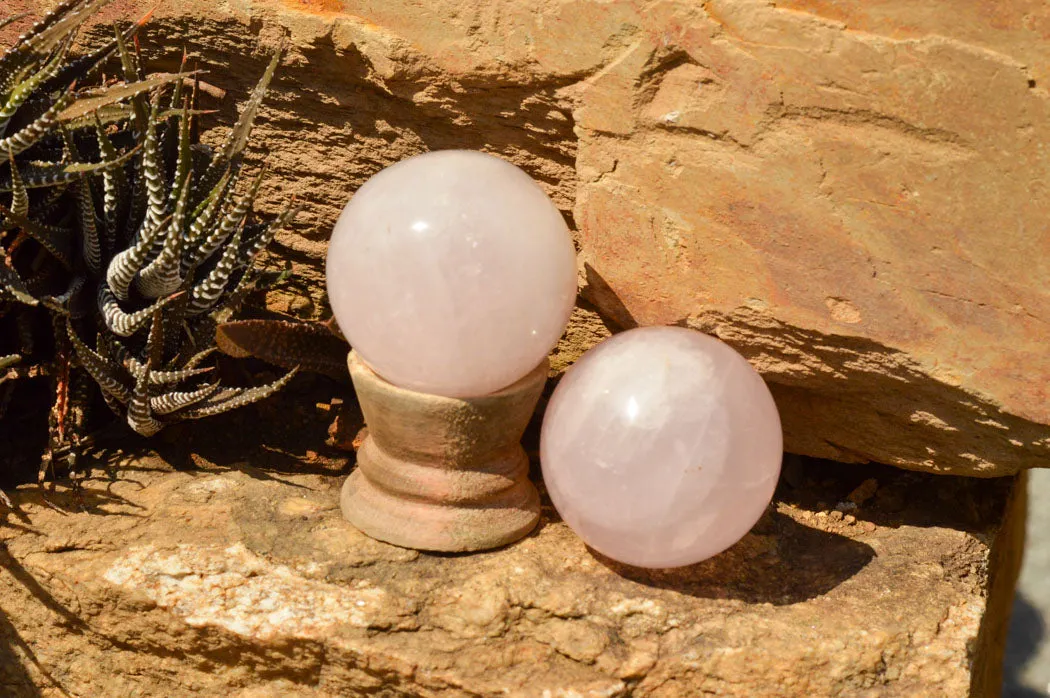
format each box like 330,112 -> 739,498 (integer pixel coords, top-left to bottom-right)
341,350 -> 544,552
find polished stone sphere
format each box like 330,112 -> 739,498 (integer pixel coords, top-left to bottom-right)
540,326 -> 783,568
326,150 -> 577,398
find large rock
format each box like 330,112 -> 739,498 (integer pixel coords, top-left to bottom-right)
569,1 -> 1050,478
0,402 -> 1028,696
4,0 -> 1050,475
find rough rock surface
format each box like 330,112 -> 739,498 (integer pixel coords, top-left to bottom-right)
0,400 -> 1027,696
4,0 -> 1049,476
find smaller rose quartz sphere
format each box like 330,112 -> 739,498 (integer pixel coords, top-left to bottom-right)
326,150 -> 577,398
540,326 -> 783,568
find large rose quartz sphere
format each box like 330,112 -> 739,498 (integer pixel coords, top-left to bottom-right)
540,327 -> 783,569
326,150 -> 577,397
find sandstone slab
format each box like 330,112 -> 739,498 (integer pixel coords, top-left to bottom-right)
0,391 -> 1029,697
570,1 -> 1050,477
3,0 -> 1049,475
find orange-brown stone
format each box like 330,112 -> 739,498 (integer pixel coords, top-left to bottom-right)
4,0 -> 1048,475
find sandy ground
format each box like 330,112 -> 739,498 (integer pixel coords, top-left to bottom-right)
1005,468 -> 1050,697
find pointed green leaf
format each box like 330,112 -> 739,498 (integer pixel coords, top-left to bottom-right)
56,72 -> 197,122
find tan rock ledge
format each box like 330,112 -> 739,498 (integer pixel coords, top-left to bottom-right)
0,450 -> 1024,697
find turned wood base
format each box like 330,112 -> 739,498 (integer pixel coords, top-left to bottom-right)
340,351 -> 545,552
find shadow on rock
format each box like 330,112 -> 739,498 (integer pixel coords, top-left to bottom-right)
0,607 -> 41,698
588,508 -> 874,606
777,454 -> 1016,533
1004,591 -> 1049,698
0,542 -> 80,697
95,371 -> 352,482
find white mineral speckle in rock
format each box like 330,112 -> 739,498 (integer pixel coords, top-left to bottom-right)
177,476 -> 241,504
610,597 -> 662,617
541,688 -> 623,698
104,544 -> 388,640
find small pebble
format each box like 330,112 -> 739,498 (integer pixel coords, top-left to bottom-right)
847,478 -> 879,505
289,295 -> 313,315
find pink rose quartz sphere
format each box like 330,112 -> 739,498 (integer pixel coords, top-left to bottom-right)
540,326 -> 783,569
326,150 -> 577,398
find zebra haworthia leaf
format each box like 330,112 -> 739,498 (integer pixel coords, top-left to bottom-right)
1,2 -> 297,466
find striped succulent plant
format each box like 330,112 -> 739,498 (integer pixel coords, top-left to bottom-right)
1,0 -> 300,482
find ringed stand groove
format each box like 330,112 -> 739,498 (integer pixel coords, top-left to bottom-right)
341,350 -> 545,551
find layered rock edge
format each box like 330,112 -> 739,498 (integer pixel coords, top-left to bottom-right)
3,0 -> 1049,474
